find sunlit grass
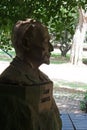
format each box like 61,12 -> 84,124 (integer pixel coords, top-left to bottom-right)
54,80 -> 87,91
50,53 -> 70,64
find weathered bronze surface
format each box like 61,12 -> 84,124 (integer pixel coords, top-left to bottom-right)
0,19 -> 62,130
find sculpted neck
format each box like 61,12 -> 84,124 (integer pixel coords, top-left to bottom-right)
17,55 -> 42,69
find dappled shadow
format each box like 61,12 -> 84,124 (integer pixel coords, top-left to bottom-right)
53,87 -> 85,113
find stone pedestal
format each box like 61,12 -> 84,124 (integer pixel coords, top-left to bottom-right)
0,82 -> 53,113
26,82 -> 53,113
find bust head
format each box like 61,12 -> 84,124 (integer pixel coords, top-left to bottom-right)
12,19 -> 53,66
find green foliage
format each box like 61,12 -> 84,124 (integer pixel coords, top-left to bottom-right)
0,0 -> 87,51
0,30 -> 12,51
80,92 -> 87,112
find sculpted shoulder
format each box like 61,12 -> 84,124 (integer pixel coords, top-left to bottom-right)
0,61 -> 52,86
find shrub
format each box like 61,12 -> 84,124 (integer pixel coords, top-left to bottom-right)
80,92 -> 87,113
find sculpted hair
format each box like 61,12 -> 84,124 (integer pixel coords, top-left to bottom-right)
11,19 -> 47,56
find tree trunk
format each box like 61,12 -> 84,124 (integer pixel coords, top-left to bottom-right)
70,7 -> 87,65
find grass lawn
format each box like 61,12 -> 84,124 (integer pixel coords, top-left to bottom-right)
51,52 -> 70,64
53,80 -> 87,91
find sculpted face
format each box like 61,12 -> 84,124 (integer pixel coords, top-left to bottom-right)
29,27 -> 53,65
41,29 -> 53,64
12,19 -> 53,66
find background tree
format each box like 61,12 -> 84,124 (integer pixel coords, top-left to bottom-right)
70,7 -> 87,65
0,0 -> 87,59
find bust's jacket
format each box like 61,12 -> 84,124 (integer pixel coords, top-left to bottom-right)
0,56 -> 52,86
0,56 -> 62,130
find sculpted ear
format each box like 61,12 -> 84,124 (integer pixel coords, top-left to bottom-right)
22,25 -> 34,50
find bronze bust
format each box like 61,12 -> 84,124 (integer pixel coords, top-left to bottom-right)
0,19 -> 62,130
